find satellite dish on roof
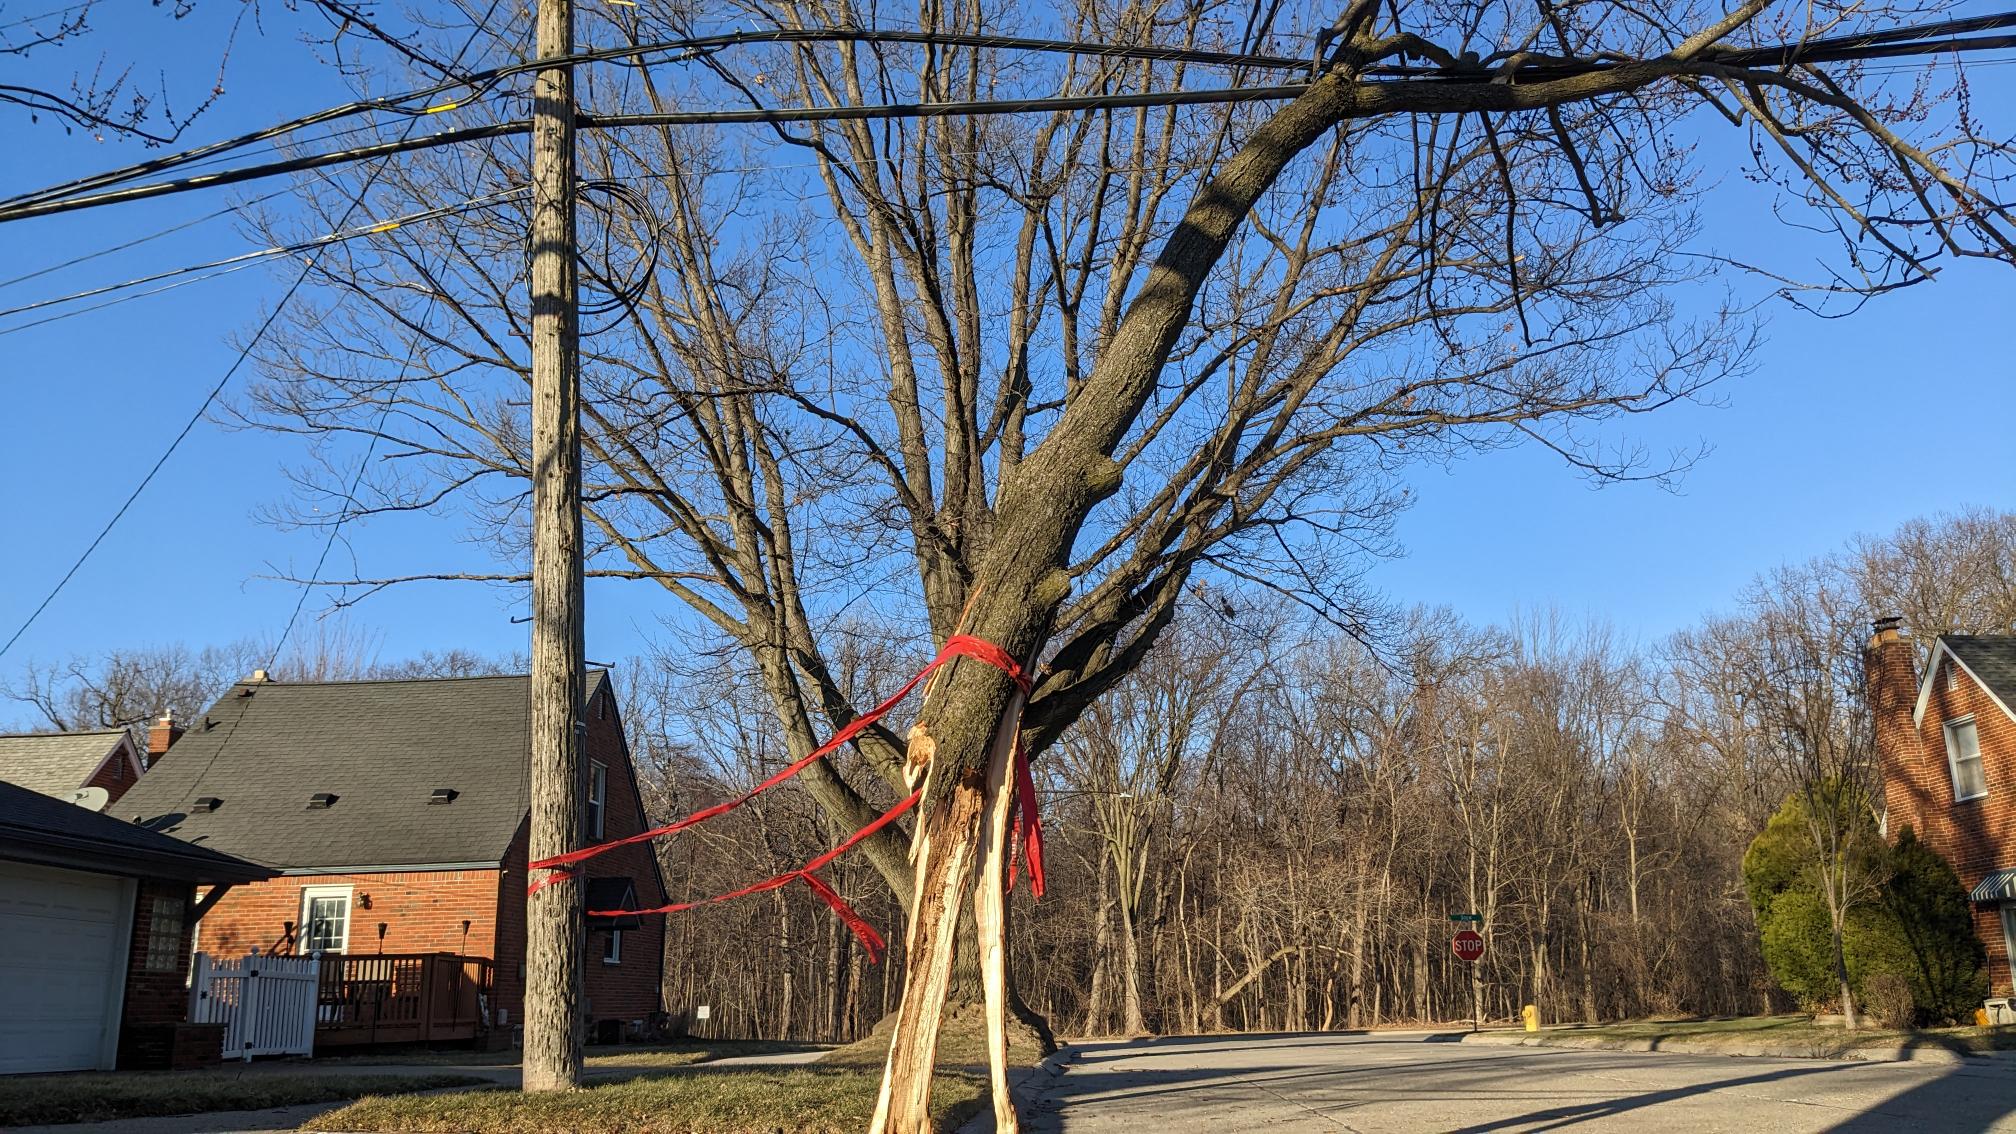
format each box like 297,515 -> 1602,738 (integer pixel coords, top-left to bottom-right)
69,786 -> 110,812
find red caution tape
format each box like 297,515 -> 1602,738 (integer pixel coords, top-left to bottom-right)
1008,737 -> 1046,899
579,789 -> 920,962
533,633 -> 1045,961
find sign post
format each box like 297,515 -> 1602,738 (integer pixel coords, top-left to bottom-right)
1450,925 -> 1485,1033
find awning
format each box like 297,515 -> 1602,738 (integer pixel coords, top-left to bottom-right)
1970,868 -> 2016,902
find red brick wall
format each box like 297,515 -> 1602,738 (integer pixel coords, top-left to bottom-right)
83,743 -> 140,807
1869,633 -> 2016,996
580,683 -> 667,1025
493,822 -> 528,1027
123,879 -> 197,1026
195,869 -> 502,962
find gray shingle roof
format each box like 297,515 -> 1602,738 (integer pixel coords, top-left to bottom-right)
1946,636 -> 2016,711
117,673 -> 605,871
0,729 -> 131,798
0,779 -> 273,884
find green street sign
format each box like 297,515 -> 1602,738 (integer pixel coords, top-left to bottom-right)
1448,912 -> 1482,922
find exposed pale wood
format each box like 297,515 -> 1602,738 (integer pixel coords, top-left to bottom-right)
870,767 -> 987,1134
975,687 -> 1028,1133
522,0 -> 585,1093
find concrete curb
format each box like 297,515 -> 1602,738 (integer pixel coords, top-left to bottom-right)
954,1044 -> 1077,1134
1458,1029 -> 1986,1065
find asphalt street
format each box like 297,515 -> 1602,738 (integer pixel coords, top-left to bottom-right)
1006,1031 -> 2016,1132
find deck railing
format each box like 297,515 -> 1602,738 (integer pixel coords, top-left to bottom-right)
313,952 -> 494,1048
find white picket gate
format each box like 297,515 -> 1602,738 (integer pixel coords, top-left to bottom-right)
189,949 -> 321,1060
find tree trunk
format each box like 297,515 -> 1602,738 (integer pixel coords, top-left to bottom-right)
1119,888 -> 1146,1035
1833,919 -> 1860,1030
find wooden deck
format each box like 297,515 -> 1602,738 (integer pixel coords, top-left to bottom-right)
313,952 -> 494,1048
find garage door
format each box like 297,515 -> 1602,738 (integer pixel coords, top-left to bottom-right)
0,861 -> 131,1073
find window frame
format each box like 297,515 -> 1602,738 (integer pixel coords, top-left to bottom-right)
1945,715 -> 1988,803
602,928 -> 622,966
2002,905 -> 2016,988
587,760 -> 608,840
143,894 -> 187,973
298,884 -> 354,955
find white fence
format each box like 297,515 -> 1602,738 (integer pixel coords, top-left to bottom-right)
189,949 -> 320,1060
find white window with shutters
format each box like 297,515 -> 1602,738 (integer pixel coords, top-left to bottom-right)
1945,716 -> 1987,802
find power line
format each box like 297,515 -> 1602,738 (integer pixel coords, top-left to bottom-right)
0,270 -> 310,665
0,185 -> 527,328
6,17 -> 2016,226
0,27 -> 1315,212
13,12 -> 2016,217
0,193 -> 279,291
0,0 -> 508,666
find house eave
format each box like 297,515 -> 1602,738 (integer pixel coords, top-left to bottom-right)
272,860 -> 503,876
0,831 -> 275,885
1913,638 -> 2016,730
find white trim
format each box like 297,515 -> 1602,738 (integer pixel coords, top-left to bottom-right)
2002,905 -> 2016,986
1914,639 -> 2016,729
100,877 -> 137,1071
1945,715 -> 1988,802
602,928 -> 622,966
276,861 -> 500,875
79,734 -> 146,798
297,885 -> 354,954
587,761 -> 608,840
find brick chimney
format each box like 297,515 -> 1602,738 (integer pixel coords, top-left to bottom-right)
1864,616 -> 1929,841
147,710 -> 185,767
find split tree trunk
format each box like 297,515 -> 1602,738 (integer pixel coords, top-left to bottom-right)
868,60 -> 1413,1131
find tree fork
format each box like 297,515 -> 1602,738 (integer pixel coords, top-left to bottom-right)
868,60 -> 1373,1131
522,0 -> 585,1093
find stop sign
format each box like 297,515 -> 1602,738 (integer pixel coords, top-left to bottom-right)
1452,929 -> 1485,963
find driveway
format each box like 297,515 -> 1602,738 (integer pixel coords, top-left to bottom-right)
1010,1031 -> 2016,1132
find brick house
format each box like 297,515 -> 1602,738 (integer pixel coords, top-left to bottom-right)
0,778 -> 273,1073
116,671 -> 667,1039
1865,619 -> 2016,1001
0,728 -> 148,808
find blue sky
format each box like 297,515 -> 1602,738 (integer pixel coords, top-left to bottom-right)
1,6 -> 2011,693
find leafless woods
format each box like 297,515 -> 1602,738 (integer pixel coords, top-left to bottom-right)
633,510 -> 2014,1038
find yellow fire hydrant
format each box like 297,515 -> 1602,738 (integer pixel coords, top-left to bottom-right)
1522,1004 -> 1540,1033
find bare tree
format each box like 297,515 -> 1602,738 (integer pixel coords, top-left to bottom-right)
1740,564 -> 1885,1028
234,0 -> 2016,1120
4,640 -> 260,733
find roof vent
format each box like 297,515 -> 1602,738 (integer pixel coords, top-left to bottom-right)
306,792 -> 338,810
193,796 -> 223,812
428,788 -> 459,805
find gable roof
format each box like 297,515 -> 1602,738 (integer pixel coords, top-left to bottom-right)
0,778 -> 272,884
1914,636 -> 2016,728
0,729 -> 140,800
117,672 -> 608,872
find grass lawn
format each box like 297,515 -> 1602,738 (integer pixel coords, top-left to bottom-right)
1530,1014 -> 2016,1057
0,1069 -> 488,1128
310,1066 -> 985,1133
323,1039 -> 823,1071
822,1000 -> 1050,1069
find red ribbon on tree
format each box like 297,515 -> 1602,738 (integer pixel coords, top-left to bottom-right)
532,634 -> 1046,960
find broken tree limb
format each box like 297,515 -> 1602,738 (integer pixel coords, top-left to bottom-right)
975,684 -> 1030,1133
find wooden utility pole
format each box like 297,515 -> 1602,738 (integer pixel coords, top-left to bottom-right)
522,0 -> 584,1094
